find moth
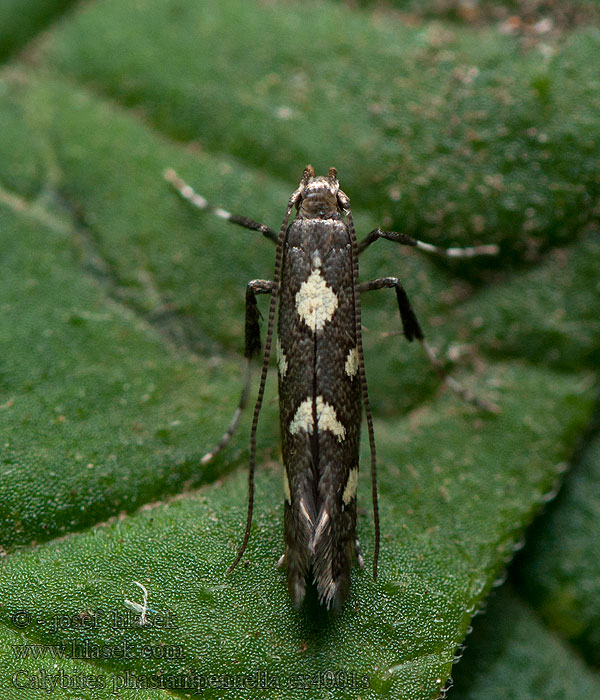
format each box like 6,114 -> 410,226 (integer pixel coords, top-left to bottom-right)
165,166 -> 497,609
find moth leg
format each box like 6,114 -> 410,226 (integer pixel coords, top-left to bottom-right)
245,279 -> 275,359
197,279 -> 273,468
358,277 -> 424,342
357,228 -> 499,258
228,173 -> 302,575
164,168 -> 278,244
200,359 -> 252,466
359,277 -> 498,412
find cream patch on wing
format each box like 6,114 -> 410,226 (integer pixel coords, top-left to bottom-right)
276,337 -> 288,377
295,269 -> 338,332
315,396 -> 346,441
288,398 -> 314,435
342,468 -> 359,504
288,396 -> 346,442
345,347 -> 359,378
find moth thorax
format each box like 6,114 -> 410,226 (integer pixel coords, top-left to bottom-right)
298,176 -> 340,220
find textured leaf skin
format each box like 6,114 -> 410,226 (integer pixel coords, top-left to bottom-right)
38,0 -> 600,257
336,0 -> 600,27
450,585 -> 600,699
0,0 -> 599,698
516,428 -> 600,667
0,625 -> 163,699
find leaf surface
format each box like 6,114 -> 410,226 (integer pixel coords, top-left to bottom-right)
0,1 -> 598,698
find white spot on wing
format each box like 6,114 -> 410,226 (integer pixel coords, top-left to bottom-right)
295,269 -> 338,332
283,469 -> 291,504
316,396 -> 346,441
288,396 -> 346,442
289,398 -> 313,435
345,347 -> 359,378
276,338 -> 288,377
342,468 -> 359,504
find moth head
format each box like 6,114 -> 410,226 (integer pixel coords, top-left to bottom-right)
297,165 -> 342,219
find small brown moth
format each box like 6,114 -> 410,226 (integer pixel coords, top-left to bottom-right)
166,166 -> 497,609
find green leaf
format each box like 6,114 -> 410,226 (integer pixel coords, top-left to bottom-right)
0,0 -> 598,698
450,585 -> 600,699
0,624 -> 164,699
0,0 -> 78,61
331,0 -> 600,28
37,0 -> 600,255
516,424 -> 600,666
0,365 -> 591,699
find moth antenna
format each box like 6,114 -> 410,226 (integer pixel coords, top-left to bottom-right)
342,191 -> 380,582
227,179 -> 304,574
